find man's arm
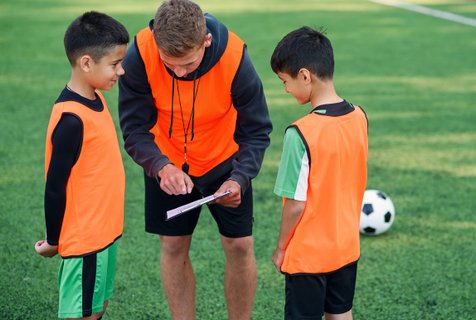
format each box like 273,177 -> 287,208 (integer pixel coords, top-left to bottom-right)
118,41 -> 171,177
229,46 -> 273,192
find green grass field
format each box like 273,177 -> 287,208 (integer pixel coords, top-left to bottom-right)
1,0 -> 475,318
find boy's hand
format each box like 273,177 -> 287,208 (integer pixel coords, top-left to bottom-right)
214,180 -> 241,208
272,247 -> 285,272
35,240 -> 58,258
158,164 -> 194,195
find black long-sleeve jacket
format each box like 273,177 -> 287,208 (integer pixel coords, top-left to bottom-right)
118,14 -> 272,192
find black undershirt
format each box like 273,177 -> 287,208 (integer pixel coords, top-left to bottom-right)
44,87 -> 103,245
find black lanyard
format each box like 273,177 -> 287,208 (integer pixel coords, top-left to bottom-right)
169,72 -> 200,174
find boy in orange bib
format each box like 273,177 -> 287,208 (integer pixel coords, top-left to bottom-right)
35,11 -> 129,319
270,27 -> 368,320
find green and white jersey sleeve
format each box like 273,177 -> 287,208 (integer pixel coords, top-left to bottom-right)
274,127 -> 309,201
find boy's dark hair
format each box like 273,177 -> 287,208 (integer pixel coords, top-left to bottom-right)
64,11 -> 129,66
270,26 -> 334,80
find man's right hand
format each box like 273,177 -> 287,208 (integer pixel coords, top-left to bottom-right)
158,164 -> 194,195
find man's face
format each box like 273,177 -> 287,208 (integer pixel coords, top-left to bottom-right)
159,34 -> 212,78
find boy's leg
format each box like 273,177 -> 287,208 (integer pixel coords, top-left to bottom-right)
58,256 -> 97,319
325,310 -> 353,320
324,262 -> 358,320
65,315 -> 98,320
95,301 -> 108,320
58,243 -> 118,319
284,274 -> 326,319
95,241 -> 118,319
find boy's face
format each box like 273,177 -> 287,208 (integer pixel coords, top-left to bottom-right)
277,71 -> 311,105
87,44 -> 127,91
159,33 -> 212,78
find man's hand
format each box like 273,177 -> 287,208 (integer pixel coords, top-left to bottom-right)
35,240 -> 58,258
272,247 -> 285,272
214,179 -> 241,208
158,164 -> 194,195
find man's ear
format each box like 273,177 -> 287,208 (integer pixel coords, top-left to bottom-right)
78,55 -> 94,72
298,68 -> 312,83
204,33 -> 212,48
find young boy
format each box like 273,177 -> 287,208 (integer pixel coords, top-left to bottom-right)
34,11 -> 129,320
270,26 -> 368,320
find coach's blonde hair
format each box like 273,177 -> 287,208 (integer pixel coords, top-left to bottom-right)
153,0 -> 207,57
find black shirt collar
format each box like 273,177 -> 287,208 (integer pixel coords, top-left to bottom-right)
311,100 -> 354,117
55,87 -> 104,112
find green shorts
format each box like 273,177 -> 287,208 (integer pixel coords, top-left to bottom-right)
57,241 -> 118,318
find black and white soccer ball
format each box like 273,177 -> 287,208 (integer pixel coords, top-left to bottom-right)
360,189 -> 395,236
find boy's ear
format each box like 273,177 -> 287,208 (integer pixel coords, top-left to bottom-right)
298,68 -> 312,83
78,55 -> 94,72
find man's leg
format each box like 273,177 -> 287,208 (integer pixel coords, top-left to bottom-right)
221,235 -> 256,320
160,235 -> 196,320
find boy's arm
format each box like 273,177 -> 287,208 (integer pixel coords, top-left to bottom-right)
36,114 -> 82,257
272,198 -> 306,271
272,127 -> 308,271
35,240 -> 58,258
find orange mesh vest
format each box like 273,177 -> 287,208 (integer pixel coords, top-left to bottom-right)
281,106 -> 368,274
136,28 -> 243,176
44,91 -> 125,258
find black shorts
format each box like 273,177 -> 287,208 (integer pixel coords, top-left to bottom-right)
143,160 -> 253,238
284,261 -> 358,319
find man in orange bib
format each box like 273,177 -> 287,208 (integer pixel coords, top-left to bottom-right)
118,0 -> 272,318
270,27 -> 368,320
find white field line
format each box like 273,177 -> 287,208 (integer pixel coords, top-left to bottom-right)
370,0 -> 476,27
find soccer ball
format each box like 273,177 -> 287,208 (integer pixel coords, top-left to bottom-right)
359,189 -> 395,236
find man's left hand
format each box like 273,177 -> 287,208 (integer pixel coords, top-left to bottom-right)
214,180 -> 241,208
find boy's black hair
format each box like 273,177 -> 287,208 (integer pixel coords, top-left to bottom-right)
270,26 -> 334,80
64,11 -> 129,65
